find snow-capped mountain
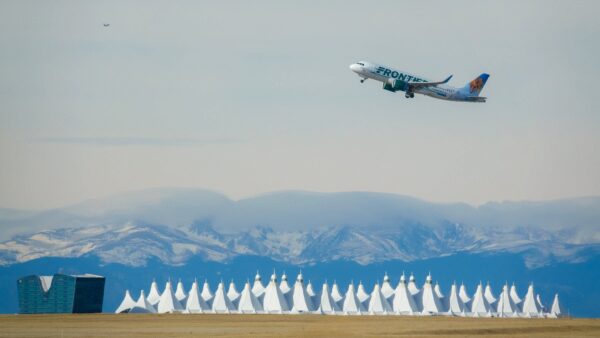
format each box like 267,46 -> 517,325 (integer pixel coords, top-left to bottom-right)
0,189 -> 599,268
1,221 -> 597,269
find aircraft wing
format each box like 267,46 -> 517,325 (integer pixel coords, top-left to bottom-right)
408,75 -> 453,90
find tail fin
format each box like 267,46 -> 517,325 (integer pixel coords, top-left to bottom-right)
463,73 -> 489,96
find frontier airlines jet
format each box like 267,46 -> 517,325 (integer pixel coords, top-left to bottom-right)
350,61 -> 489,102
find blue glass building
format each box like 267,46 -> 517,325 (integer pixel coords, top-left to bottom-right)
17,274 -> 105,314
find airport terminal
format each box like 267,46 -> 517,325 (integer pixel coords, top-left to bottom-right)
115,271 -> 564,318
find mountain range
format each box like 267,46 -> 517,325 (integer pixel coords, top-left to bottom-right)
1,188 -> 599,316
1,188 -> 599,268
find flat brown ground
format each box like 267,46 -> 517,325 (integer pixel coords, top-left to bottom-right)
0,314 -> 599,338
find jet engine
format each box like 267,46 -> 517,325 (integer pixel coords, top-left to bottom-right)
383,78 -> 409,92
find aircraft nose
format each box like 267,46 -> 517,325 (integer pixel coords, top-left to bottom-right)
349,64 -> 361,72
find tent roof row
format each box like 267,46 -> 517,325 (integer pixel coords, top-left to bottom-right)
116,272 -> 563,317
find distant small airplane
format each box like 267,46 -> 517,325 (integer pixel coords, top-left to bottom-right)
103,23 -> 110,27
350,61 -> 489,102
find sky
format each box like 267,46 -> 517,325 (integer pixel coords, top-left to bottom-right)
1,0 -> 600,210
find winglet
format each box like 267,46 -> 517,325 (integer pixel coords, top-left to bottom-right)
443,75 -> 453,84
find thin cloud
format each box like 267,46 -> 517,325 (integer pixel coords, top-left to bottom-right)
32,137 -> 242,147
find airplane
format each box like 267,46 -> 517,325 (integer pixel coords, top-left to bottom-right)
349,61 -> 489,102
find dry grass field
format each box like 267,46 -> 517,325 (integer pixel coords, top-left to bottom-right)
0,314 -> 599,338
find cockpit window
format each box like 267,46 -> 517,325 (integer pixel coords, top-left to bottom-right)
357,62 -> 365,66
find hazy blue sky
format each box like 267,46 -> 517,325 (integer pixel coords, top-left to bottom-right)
1,0 -> 599,209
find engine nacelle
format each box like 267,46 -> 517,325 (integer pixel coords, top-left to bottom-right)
383,78 -> 409,92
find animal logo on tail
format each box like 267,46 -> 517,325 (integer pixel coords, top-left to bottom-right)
470,78 -> 484,93
466,74 -> 489,96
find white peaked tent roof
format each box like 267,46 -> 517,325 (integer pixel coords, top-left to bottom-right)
186,279 -> 210,313
201,280 -> 214,303
342,282 -> 365,314
130,290 -> 157,313
147,280 -> 162,306
484,282 -> 497,305
356,281 -> 370,304
175,279 -> 187,304
470,283 -> 490,315
157,280 -> 184,313
318,282 -> 341,314
521,283 -> 541,315
496,284 -> 517,316
381,273 -> 395,299
263,272 -> 290,313
367,283 -> 392,314
331,281 -> 344,304
279,272 -> 292,295
421,274 -> 444,314
435,282 -> 448,312
459,283 -> 471,305
434,282 -> 444,298
212,281 -> 236,313
408,273 -> 420,296
510,283 -> 522,305
227,280 -> 241,304
238,281 -> 264,313
252,271 -> 266,299
536,294 -> 546,312
290,272 -> 315,312
115,290 -> 136,313
306,280 -> 316,298
551,294 -> 563,317
446,283 -> 465,314
392,274 -> 419,314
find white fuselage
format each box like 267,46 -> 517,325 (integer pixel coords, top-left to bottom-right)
350,61 -> 465,101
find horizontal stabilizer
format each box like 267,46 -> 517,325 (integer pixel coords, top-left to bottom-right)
465,96 -> 487,102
